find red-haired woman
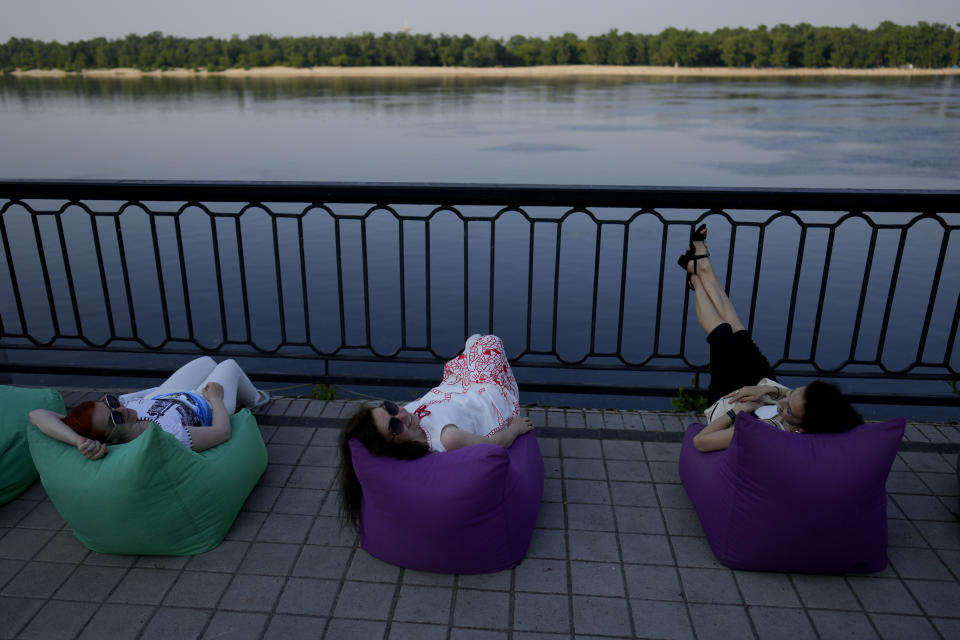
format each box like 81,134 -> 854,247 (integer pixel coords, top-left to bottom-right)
29,356 -> 268,460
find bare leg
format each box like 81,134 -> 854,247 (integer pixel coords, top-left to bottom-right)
690,274 -> 726,335
687,235 -> 745,333
154,356 -> 218,393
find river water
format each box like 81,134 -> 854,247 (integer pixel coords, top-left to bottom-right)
1,74 -> 958,188
1,74 -> 958,417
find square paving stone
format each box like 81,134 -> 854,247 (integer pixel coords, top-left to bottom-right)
76,603 -> 153,640
275,577 -> 339,616
308,516 -> 358,547
347,550 -> 401,583
870,613 -> 940,640
791,574 -> 861,610
402,570 -> 455,587
17,599 -> 97,640
891,494 -> 956,521
393,584 -> 454,624
267,443 -> 306,465
16,502 -> 65,530
271,426 -> 316,444
293,545 -> 352,579
904,579 -> 960,617
535,502 -> 564,529
662,508 -> 704,536
450,629 -> 508,640
887,546 -> 954,580
186,540 -> 249,573
324,618 -> 386,639
537,438 -> 560,457
334,580 -> 394,620
687,603 -> 753,639
1,561 -> 73,598
808,610 -> 876,640
614,506 -> 666,534
514,558 -> 568,594
201,611 -> 268,640
241,485 -> 281,512
257,513 -> 314,544
263,614 -> 328,639
610,481 -> 658,507
734,572 -> 801,607
259,464 -> 294,487
670,535 -> 721,568
459,569 -> 511,590
647,462 -> 681,483
513,592 -> 570,633
224,511 -> 267,541
561,459 -> 607,480
134,555 -> 189,570
106,568 -> 178,605
543,457 -> 561,479
605,460 -> 650,482
624,564 -> 683,602
571,561 -> 625,597
886,471 -> 930,494
564,479 -> 611,504
0,557 -> 22,588
542,478 -> 562,503
526,528 -> 567,559
301,446 -> 339,467
601,440 -> 646,460
0,595 -> 44,638
932,617 -> 960,639
568,530 -> 620,562
82,551 -> 135,568
630,599 -> 694,640
915,519 -> 960,550
887,519 -> 930,548
388,621 -> 449,640
454,588 -> 510,629
237,542 -> 300,576
33,531 -> 89,564
54,565 -> 126,602
0,528 -> 56,560
310,429 -> 340,446
643,442 -> 682,461
567,504 -> 615,531
619,533 -> 675,565
288,465 -> 338,490
220,574 -> 285,612
847,576 -> 922,614
571,595 -> 632,636
0,500 -> 37,528
679,568 -> 741,605
163,570 -> 232,608
561,439 -> 602,458
748,606 -> 817,640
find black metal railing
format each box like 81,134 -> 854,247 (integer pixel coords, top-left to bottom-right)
1,180 -> 958,405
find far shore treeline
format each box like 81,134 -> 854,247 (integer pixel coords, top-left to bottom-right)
2,22 -> 959,72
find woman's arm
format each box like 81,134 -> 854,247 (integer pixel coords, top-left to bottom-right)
693,401 -> 761,452
29,409 -> 108,460
724,384 -> 787,404
440,416 -> 534,451
186,382 -> 232,451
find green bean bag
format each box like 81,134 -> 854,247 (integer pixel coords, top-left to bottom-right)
27,409 -> 266,555
1,386 -> 65,504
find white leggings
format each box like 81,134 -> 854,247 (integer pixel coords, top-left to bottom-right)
120,357 -> 260,414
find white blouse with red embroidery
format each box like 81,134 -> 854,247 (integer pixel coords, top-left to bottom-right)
405,334 -> 521,452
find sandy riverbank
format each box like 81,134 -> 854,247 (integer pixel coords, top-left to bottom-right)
9,65 -> 959,79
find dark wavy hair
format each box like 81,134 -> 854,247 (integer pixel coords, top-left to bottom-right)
800,381 -> 863,433
337,405 -> 430,530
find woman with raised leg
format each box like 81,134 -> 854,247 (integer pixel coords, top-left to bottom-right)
681,226 -> 862,452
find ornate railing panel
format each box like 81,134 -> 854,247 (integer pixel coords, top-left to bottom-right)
1,180 -> 958,404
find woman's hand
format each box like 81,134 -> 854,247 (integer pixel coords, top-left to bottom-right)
733,401 -> 763,414
498,416 -> 534,448
77,437 -> 107,461
201,382 -> 224,403
725,385 -> 775,403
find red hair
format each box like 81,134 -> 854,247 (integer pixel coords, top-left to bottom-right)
62,401 -> 102,440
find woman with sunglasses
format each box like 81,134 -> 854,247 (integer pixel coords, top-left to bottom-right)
338,334 -> 534,529
29,356 -> 267,460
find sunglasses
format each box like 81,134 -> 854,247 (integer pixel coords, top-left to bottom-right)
102,395 -> 125,442
382,401 -> 404,436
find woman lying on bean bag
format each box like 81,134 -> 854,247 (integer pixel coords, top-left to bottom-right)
337,334 -> 542,573
679,225 -> 862,451
29,356 -> 268,458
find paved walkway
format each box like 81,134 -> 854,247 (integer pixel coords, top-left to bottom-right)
1,391 -> 958,640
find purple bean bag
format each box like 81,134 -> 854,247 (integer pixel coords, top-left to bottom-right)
350,431 -> 543,574
679,413 -> 905,573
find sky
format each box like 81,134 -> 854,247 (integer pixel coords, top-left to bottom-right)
2,0 -> 958,42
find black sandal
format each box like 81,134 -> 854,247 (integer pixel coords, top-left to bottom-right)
677,224 -> 709,290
